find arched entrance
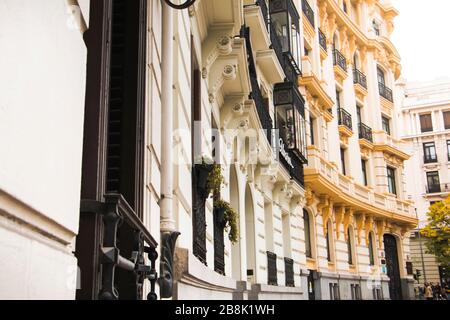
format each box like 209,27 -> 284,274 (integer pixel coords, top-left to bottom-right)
383,234 -> 403,300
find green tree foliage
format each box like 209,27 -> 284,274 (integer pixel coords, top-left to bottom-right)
421,195 -> 450,267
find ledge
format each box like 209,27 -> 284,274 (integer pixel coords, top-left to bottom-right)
174,248 -> 237,294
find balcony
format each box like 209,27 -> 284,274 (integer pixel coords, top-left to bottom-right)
304,147 -> 418,226
302,0 -> 315,27
426,183 -> 450,194
378,82 -> 393,103
269,0 -> 302,80
267,251 -> 278,286
338,108 -> 353,132
358,123 -> 373,143
373,131 -> 410,162
333,49 -> 348,81
243,2 -> 285,84
353,68 -> 367,89
284,258 -> 295,287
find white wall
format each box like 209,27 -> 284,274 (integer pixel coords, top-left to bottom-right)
0,0 -> 88,299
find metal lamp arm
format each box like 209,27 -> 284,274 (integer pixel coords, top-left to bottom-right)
163,0 -> 197,10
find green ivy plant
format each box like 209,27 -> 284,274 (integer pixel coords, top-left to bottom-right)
206,163 -> 223,196
214,199 -> 239,244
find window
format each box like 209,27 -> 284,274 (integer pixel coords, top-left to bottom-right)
326,222 -> 332,262
356,106 -> 362,125
340,148 -> 346,176
420,114 -> 433,133
426,171 -> 441,193
423,142 -> 437,163
368,232 -> 375,266
274,82 -> 308,162
377,67 -> 385,86
361,159 -> 368,186
373,20 -> 380,36
444,111 -> 450,130
343,1 -> 348,13
336,90 -> 341,108
387,167 -> 397,196
347,228 -> 353,265
447,140 -> 450,161
382,116 -> 391,135
310,116 -> 315,146
304,210 -> 312,258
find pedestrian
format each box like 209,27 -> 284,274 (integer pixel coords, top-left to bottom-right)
441,286 -> 448,300
424,282 -> 433,300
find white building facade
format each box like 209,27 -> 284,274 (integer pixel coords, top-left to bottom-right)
399,78 -> 450,288
0,0 -> 417,300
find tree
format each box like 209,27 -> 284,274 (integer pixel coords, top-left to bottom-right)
421,195 -> 450,267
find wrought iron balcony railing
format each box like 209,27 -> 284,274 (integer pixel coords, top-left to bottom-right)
267,251 -> 278,286
333,49 -> 347,72
284,258 -> 295,287
302,0 -> 315,27
319,28 -> 327,51
242,26 -> 273,145
353,68 -> 367,89
269,22 -> 284,70
338,108 -> 353,132
426,183 -> 450,194
378,82 -> 393,102
81,194 -> 159,300
358,122 -> 373,143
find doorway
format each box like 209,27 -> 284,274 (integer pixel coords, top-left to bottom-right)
383,234 -> 403,300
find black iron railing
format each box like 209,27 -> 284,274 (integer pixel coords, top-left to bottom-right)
353,68 -> 367,89
283,52 -> 302,82
426,183 -> 450,194
213,207 -> 225,275
338,108 -> 353,132
333,49 -> 347,72
243,26 -> 274,145
378,82 -> 393,102
256,0 -> 269,28
284,258 -> 295,287
358,122 -> 373,142
267,251 -> 278,286
81,194 -> 159,300
269,23 -> 284,71
319,28 -> 327,51
302,0 -> 315,27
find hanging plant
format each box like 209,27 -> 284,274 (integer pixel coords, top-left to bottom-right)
214,199 -> 239,244
206,163 -> 224,196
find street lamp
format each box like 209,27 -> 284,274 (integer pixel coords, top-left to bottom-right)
163,0 -> 196,9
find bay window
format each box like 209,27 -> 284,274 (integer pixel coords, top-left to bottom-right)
274,82 -> 308,163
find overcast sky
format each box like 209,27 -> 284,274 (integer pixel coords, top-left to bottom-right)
392,0 -> 450,82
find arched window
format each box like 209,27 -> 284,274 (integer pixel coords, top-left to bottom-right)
347,228 -> 354,265
368,232 -> 376,266
303,210 -> 312,258
326,220 -> 334,262
377,66 -> 386,86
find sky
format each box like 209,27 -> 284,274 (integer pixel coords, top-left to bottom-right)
392,0 -> 450,82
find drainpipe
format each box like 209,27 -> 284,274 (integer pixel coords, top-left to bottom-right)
159,0 -> 180,299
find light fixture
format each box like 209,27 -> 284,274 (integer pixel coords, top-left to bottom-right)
163,0 -> 196,10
